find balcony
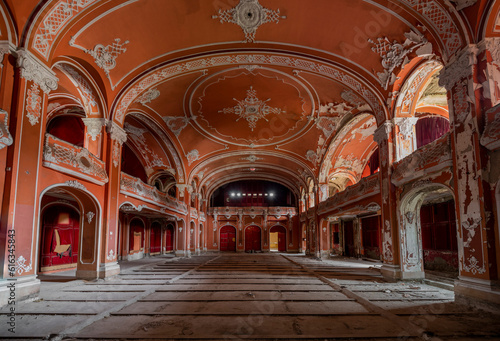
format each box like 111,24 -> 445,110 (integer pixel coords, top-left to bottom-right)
209,206 -> 297,218
120,173 -> 188,214
392,133 -> 452,186
318,173 -> 380,215
43,133 -> 108,185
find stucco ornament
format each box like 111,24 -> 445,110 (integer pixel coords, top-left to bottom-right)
84,38 -> 129,77
219,86 -> 285,131
213,0 -> 286,43
0,109 -> 13,149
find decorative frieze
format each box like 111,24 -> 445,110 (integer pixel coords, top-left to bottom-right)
15,49 -> 58,93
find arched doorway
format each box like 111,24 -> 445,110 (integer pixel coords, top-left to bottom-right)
270,225 -> 286,252
39,204 -> 80,272
190,221 -> 196,251
245,226 -> 261,252
399,184 -> 458,279
129,218 -> 145,260
165,224 -> 175,253
220,225 -> 236,252
150,222 -> 161,255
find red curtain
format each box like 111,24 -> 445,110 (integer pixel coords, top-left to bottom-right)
416,116 -> 450,149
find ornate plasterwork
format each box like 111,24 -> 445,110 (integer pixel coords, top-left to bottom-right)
114,54 -> 386,125
438,45 -> 478,91
81,38 -> 129,78
26,84 -> 42,126
369,31 -> 432,90
109,122 -> 127,145
400,0 -> 462,57
0,109 -> 13,150
0,41 -> 14,67
186,149 -> 200,166
450,0 -> 477,11
16,50 -> 58,93
395,117 -> 418,140
219,86 -> 285,131
86,211 -> 95,223
106,249 -> 115,261
163,116 -> 190,137
64,180 -> 87,191
82,118 -> 107,141
485,38 -> 500,65
212,0 -> 286,43
14,255 -> 32,275
373,121 -> 393,145
125,123 -> 167,169
240,154 -> 263,162
136,88 -> 160,105
32,0 -> 98,59
306,150 -> 318,165
57,64 -> 98,114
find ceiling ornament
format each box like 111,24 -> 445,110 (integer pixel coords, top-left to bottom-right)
218,86 -> 286,131
135,88 -> 160,105
450,0 -> 477,10
306,150 -> 318,165
212,0 -> 286,43
368,30 -> 432,90
72,38 -> 129,78
186,149 -> 200,166
240,154 -> 263,162
57,64 -> 98,115
163,116 -> 191,137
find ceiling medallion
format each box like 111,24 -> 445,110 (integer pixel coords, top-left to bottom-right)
219,86 -> 285,131
213,0 -> 286,43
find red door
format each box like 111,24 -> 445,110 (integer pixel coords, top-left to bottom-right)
150,223 -> 161,254
220,226 -> 236,251
165,226 -> 174,252
245,226 -> 261,252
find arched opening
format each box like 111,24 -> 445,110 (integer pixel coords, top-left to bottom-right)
164,224 -> 175,253
220,225 -> 236,252
399,185 -> 458,279
190,221 -> 196,251
245,226 -> 261,252
39,204 -> 80,273
199,223 -> 204,251
360,215 -> 382,260
300,222 -> 307,252
269,225 -> 286,252
38,184 -> 101,279
121,144 -> 148,183
343,220 -> 355,257
150,221 -> 162,255
46,113 -> 85,147
361,148 -> 379,178
330,221 -> 341,255
129,218 -> 145,260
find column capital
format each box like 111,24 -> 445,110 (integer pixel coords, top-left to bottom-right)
108,121 -> 127,145
393,117 -> 419,140
438,45 -> 479,91
373,121 -> 393,145
82,118 -> 107,141
15,48 -> 58,93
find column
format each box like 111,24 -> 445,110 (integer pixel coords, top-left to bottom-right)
439,43 -> 500,306
374,121 -> 404,278
393,117 -> 419,161
98,121 -> 126,278
0,49 -> 58,305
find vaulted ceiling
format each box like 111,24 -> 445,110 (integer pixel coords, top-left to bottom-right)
1,0 -> 497,197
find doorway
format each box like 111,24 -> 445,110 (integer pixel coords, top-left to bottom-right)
245,226 -> 261,252
270,225 -> 286,252
220,225 -> 236,251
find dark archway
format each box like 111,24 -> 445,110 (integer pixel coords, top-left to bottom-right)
245,226 -> 261,252
220,225 -> 236,252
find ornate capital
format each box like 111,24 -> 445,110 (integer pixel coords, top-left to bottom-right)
15,49 -> 58,93
108,121 -> 127,145
393,117 -> 418,140
0,41 -> 15,67
373,121 -> 393,145
0,109 -> 13,149
438,45 -> 479,91
82,118 -> 107,141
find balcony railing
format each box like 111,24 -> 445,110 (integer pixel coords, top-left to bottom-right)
43,133 -> 108,185
318,173 -> 380,214
209,206 -> 297,218
392,133 -> 452,186
120,172 -> 187,214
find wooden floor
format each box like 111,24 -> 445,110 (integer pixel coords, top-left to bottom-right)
1,253 -> 500,340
